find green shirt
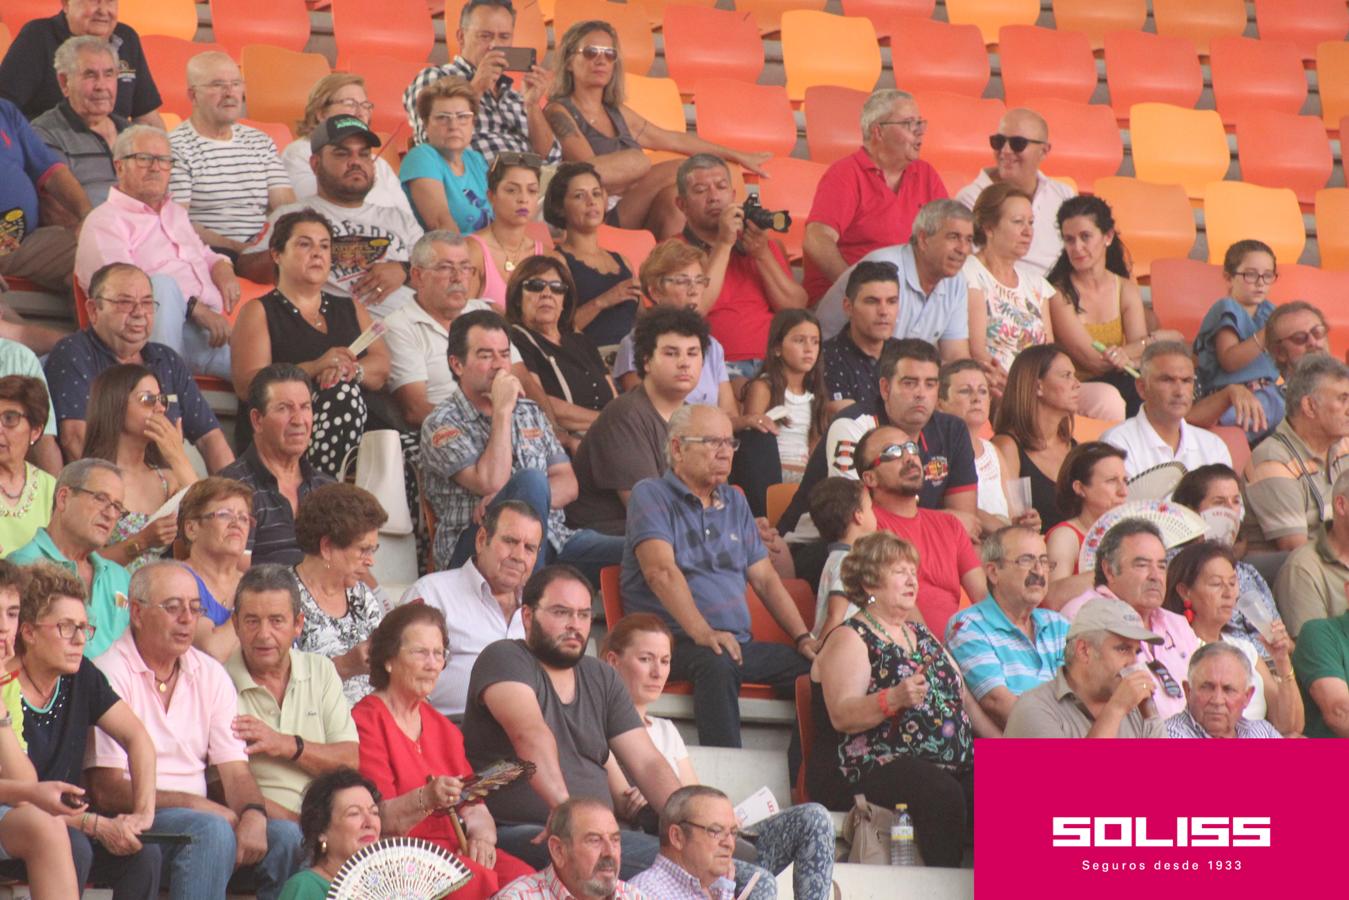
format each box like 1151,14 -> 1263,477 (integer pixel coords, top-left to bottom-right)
0,671 -> 25,752
278,868 -> 330,900
7,528 -> 130,658
1291,613 -> 1349,738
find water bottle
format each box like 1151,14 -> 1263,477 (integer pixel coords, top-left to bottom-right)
889,804 -> 917,866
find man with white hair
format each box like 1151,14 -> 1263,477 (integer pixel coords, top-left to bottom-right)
32,36 -> 127,206
1165,642 -> 1282,738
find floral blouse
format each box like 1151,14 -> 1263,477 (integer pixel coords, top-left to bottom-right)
292,566 -> 386,707
964,254 -> 1055,374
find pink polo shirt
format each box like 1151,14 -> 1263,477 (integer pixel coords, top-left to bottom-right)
88,632 -> 248,795
75,186 -> 230,312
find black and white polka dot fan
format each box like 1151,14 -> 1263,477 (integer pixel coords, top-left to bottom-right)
325,836 -> 473,899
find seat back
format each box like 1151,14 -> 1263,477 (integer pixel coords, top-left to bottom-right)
694,79 -> 797,157
0,22 -> 11,59
1314,188 -> 1349,272
1206,426 -> 1252,476
553,0 -> 657,77
623,75 -> 686,133
1051,0 -> 1146,50
1202,181 -> 1306,266
889,17 -> 990,98
1072,415 -> 1117,443
353,55 -> 427,138
747,578 -> 816,646
1,0 -> 58,31
141,36 -> 229,119
1147,258 -> 1226,340
733,0 -> 828,35
780,10 -> 882,102
914,90 -> 1006,192
839,0 -> 937,42
1269,264 -> 1349,311
1208,36 -> 1307,125
119,0 -> 198,40
238,118 -> 293,156
1233,110 -> 1333,206
803,85 -> 869,165
599,565 -> 623,626
763,481 -> 801,529
1152,0 -> 1247,56
794,674 -> 815,803
1103,30 -> 1203,120
597,225 -> 657,274
998,25 -> 1097,108
1031,96 -> 1124,191
944,0 -> 1040,45
241,44 -> 332,130
662,5 -> 764,93
1091,177 -> 1196,279
1128,102 -> 1229,200
208,0 -> 311,55
331,0 -> 435,70
1316,42 -> 1349,128
756,157 -> 829,260
1254,0 -> 1349,62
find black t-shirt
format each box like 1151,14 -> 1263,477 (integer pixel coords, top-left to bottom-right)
21,657 -> 121,785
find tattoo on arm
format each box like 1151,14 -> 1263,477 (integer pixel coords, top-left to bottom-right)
544,106 -> 578,140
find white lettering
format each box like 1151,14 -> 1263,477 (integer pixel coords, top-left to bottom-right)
1052,817 -> 1091,847
1232,818 -> 1272,847
1051,817 -> 1271,848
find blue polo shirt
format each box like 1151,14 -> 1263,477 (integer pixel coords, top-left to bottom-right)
944,595 -> 1068,700
814,243 -> 970,342
0,98 -> 62,247
621,470 -> 767,642
8,528 -> 130,659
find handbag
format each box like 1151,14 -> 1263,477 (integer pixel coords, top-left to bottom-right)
840,794 -> 896,865
338,429 -> 413,535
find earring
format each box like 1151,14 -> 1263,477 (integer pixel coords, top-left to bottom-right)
318,837 -> 327,856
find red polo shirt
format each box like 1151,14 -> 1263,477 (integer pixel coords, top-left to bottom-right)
678,232 -> 793,362
873,503 -> 979,639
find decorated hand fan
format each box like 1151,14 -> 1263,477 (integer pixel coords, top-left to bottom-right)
1126,461 -> 1187,502
326,836 -> 473,899
1078,499 -> 1208,573
456,758 -> 537,808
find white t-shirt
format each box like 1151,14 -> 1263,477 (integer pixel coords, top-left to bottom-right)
813,545 -> 858,638
168,121 -> 292,243
645,715 -> 689,776
974,437 -> 1008,518
383,297 -> 521,408
778,388 -> 814,481
1101,410 -> 1234,479
281,138 -> 416,220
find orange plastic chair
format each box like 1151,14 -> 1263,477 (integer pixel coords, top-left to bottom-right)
1128,103 -> 1230,200
330,0 -> 434,71
794,675 -> 814,803
1202,181 -> 1306,267
1152,0 -> 1246,57
803,85 -> 868,165
839,0 -> 936,42
623,75 -> 686,134
1207,426 -> 1251,476
553,0 -> 656,77
239,118 -> 293,154
1208,36 -> 1307,126
1091,177 -> 1196,279
733,0 -> 827,36
1029,97 -> 1123,192
748,579 -> 816,645
140,36 -> 229,119
1270,263 -> 1349,308
764,482 -> 800,529
598,565 -> 623,626
1233,110 -> 1333,206
1147,258 -> 1226,340
1072,416 -> 1118,443
1255,0 -> 1349,62
1050,0 -> 1146,50
1,0 -> 58,31
694,78 -> 797,157
756,157 -> 829,260
240,44 -> 331,132
0,23 -> 10,59
889,17 -> 990,98
632,0 -> 717,29
356,54 -> 431,137
598,225 -> 657,274
1314,188 -> 1349,271
916,90 -> 1006,193
661,6 -> 763,95
780,11 -> 882,102
117,0 -> 197,40
944,0 -> 1040,45
208,0 -> 310,55
1102,30 -> 1203,121
998,25 -> 1098,108
1315,42 -> 1349,128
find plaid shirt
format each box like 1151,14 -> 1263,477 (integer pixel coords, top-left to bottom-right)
630,854 -> 735,900
494,866 -> 650,900
402,57 -> 561,162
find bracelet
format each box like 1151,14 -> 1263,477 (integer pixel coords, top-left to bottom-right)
290,735 -> 305,761
793,632 -> 812,646
876,689 -> 896,718
417,786 -> 428,815
81,812 -> 91,835
1280,671 -> 1296,684
92,815 -> 100,838
241,803 -> 267,820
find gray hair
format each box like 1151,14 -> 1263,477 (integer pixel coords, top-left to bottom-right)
410,230 -> 468,269
980,524 -> 1040,566
112,124 -> 169,162
234,563 -> 303,619
186,50 -> 235,88
658,785 -> 730,848
910,199 -> 972,247
1139,339 -> 1194,377
55,458 -> 121,498
1187,640 -> 1253,689
1092,519 -> 1164,587
1064,629 -> 1107,665
1333,468 -> 1349,502
675,153 -> 731,198
546,797 -> 614,842
128,560 -> 195,606
53,35 -> 115,78
860,88 -> 915,139
666,403 -> 712,468
1285,353 -> 1349,419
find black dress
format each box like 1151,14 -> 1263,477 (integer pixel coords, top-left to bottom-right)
1016,440 -> 1077,532
510,324 -> 616,413
557,247 -> 637,351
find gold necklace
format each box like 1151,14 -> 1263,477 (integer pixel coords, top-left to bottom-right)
491,226 -> 531,272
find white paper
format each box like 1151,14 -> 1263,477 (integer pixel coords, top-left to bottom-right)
733,786 -> 780,830
150,486 -> 190,523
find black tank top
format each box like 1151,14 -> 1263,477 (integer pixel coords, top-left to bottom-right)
558,247 -> 636,347
259,290 -> 363,364
1018,441 -> 1074,532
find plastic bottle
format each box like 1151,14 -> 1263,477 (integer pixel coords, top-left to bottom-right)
889,803 -> 916,866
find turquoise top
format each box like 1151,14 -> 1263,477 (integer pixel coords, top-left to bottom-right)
278,868 -> 330,900
8,528 -> 130,658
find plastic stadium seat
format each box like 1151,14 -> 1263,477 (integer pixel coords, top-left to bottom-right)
623,75 -> 686,134
0,23 -> 11,59
944,0 -> 1040,46
1255,0 -> 1349,62
633,0 -> 717,30
1103,30 -> 1203,120
1152,0 -> 1246,57
1129,103 -> 1229,200
803,86 -> 868,165
117,0 -> 197,40
998,25 -> 1097,108
239,118 -> 293,155
794,675 -> 813,802
1233,110 -> 1333,206
662,6 -> 763,94
208,0 -> 311,55
356,55 -> 431,138
765,481 -> 800,529
1315,189 -> 1349,271
734,0 -> 828,36
1091,177 -> 1196,279
888,18 -> 991,98
780,11 -> 882,102
694,79 -> 797,157
598,225 -> 657,274
330,0 -> 435,71
840,0 -> 936,42
141,36 -> 229,119
1207,426 -> 1251,477
1202,181 -> 1306,267
1316,43 -> 1349,128
755,157 -> 829,260
1050,0 -> 1146,50
1028,97 -> 1123,191
1208,36 -> 1308,126
1,0 -> 58,31
240,44 -> 331,132
1148,259 -> 1226,339
1073,416 -> 1117,443
553,0 -> 656,77
917,91 -> 1006,192
1270,263 -> 1349,308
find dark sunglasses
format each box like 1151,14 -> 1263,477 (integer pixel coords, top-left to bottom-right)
522,278 -> 568,294
989,134 -> 1047,153
135,391 -> 171,409
858,441 -> 920,473
1276,323 -> 1329,347
579,45 -> 618,62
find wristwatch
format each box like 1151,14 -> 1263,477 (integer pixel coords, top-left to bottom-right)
241,803 -> 267,820
290,735 -> 305,761
185,296 -> 199,322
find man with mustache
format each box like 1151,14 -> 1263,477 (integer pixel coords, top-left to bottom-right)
1265,300 -> 1330,383
464,565 -> 681,878
32,36 -> 126,206
629,786 -> 742,900
945,525 -> 1070,729
495,798 -> 649,900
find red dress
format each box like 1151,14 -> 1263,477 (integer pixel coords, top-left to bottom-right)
352,694 -> 534,898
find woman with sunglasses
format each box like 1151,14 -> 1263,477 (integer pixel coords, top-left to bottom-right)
177,477 -> 252,661
465,152 -> 546,306
404,77 -> 492,235
546,21 -> 771,239
80,365 -> 198,571
0,376 -> 56,556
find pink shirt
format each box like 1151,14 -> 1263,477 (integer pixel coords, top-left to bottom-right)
75,186 -> 230,312
89,632 -> 248,795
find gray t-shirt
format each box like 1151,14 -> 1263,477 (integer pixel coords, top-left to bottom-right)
1004,669 -> 1167,738
463,639 -> 643,826
566,384 -> 669,536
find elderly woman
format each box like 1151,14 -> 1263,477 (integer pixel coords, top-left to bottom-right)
601,614 -> 836,900
81,365 -> 198,570
0,375 -> 55,555
1045,441 -> 1129,580
465,153 -> 546,306
283,73 -> 413,217
937,360 -> 1016,536
292,484 -> 389,706
1162,541 -> 1304,736
806,532 -> 998,867
178,477 -> 252,661
231,209 -> 391,477
403,77 -> 491,234
278,768 -> 382,900
352,604 -> 531,899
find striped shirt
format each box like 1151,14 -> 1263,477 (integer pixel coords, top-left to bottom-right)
168,120 -> 291,243
1165,708 -> 1282,739
945,596 -> 1069,700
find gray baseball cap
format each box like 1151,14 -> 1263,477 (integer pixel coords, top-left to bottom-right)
1066,596 -> 1163,644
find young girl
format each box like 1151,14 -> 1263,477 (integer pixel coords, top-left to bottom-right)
743,309 -> 828,483
1193,240 -> 1285,442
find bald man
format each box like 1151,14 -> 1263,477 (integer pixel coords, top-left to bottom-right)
954,107 -> 1073,276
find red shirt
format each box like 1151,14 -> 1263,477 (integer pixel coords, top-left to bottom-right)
679,232 -> 793,362
873,503 -> 980,639
803,149 -> 947,300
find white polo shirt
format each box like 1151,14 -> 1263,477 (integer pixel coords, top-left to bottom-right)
399,559 -> 525,717
955,169 -> 1075,277
383,298 -> 521,408
1101,408 -> 1234,479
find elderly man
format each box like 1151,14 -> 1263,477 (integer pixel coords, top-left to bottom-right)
946,525 -> 1070,727
674,154 -> 806,379
1101,341 -> 1233,478
87,561 -> 302,900
76,124 -> 239,378
1274,469 -> 1349,638
622,405 -> 817,748
43,261 -> 233,468
9,458 -> 131,657
1266,300 -> 1330,382
0,0 -> 164,125
954,108 -> 1073,276
225,564 -> 359,820
629,786 -> 742,900
220,364 -> 334,566
802,89 -> 947,301
464,565 -> 682,876
31,36 -> 126,206
1165,642 -> 1282,738
494,799 -> 648,900
399,501 -> 539,718
169,51 -> 295,279
402,0 -> 557,159
1245,353 -> 1349,552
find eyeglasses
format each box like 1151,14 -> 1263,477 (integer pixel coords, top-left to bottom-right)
680,436 -> 740,452
424,262 -> 478,277
681,821 -> 741,842
660,275 -> 710,290
137,596 -> 205,619
134,391 -> 171,409
578,45 -> 618,62
0,411 -> 30,429
490,151 -> 544,173
521,278 -> 567,295
1007,554 -> 1057,572
989,134 -> 1047,153
878,118 -> 927,133
34,620 -> 96,642
402,645 -> 448,663
858,441 -> 920,473
430,111 -> 475,126
196,509 -> 254,527
1234,269 -> 1278,286
71,487 -> 128,519
325,98 -> 376,114
95,295 -> 158,316
537,605 -> 592,624
1275,323 -> 1328,346
351,543 -> 380,561
198,79 -> 244,92
118,153 -> 174,169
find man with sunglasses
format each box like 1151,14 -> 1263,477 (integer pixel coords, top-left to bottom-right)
954,108 -> 1073,277
1265,300 -> 1331,383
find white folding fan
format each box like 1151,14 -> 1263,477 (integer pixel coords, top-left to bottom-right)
1126,461 -> 1187,502
1078,499 -> 1208,573
326,837 -> 473,899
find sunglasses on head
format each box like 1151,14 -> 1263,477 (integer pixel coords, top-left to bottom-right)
489,150 -> 544,173
522,278 -> 567,294
858,441 -> 920,473
989,134 -> 1047,153
579,45 -> 618,62
1276,323 -> 1329,347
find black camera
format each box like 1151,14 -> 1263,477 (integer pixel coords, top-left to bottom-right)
741,194 -> 792,233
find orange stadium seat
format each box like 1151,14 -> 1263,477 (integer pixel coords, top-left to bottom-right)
840,0 -> 936,42
623,74 -> 686,133
917,91 -> 1006,192
1148,258 -> 1226,339
1207,426 -> 1251,476
1129,103 -> 1229,200
1050,0 -> 1146,50
330,0 -> 435,71
694,79 -> 797,157
1152,0 -> 1246,57
944,0 -> 1040,46
794,675 -> 814,802
780,11 -> 882,102
755,157 -> 829,260
1314,188 -> 1349,271
888,18 -> 991,98
0,23 -> 10,59
140,36 -> 229,119
116,0 -> 198,40
239,118 -> 293,154
803,85 -> 868,165
1233,110 -> 1333,206
1254,0 -> 1349,62
208,0 -> 311,55
764,481 -> 800,528
240,44 -> 331,131
734,0 -> 827,36
1270,263 -> 1349,309
1202,181 -> 1306,267
1208,36 -> 1307,126
998,25 -> 1098,108
1072,416 -> 1116,443
1091,177 -> 1196,279
1103,30 -> 1203,120
661,6 -> 763,94
1,0 -> 58,31
1029,97 -> 1123,191
633,0 -> 717,30
598,225 -> 657,274
553,0 -> 656,77
357,55 -> 431,138
1316,43 -> 1349,129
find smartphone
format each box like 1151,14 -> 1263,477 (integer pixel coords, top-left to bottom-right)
500,47 -> 537,72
